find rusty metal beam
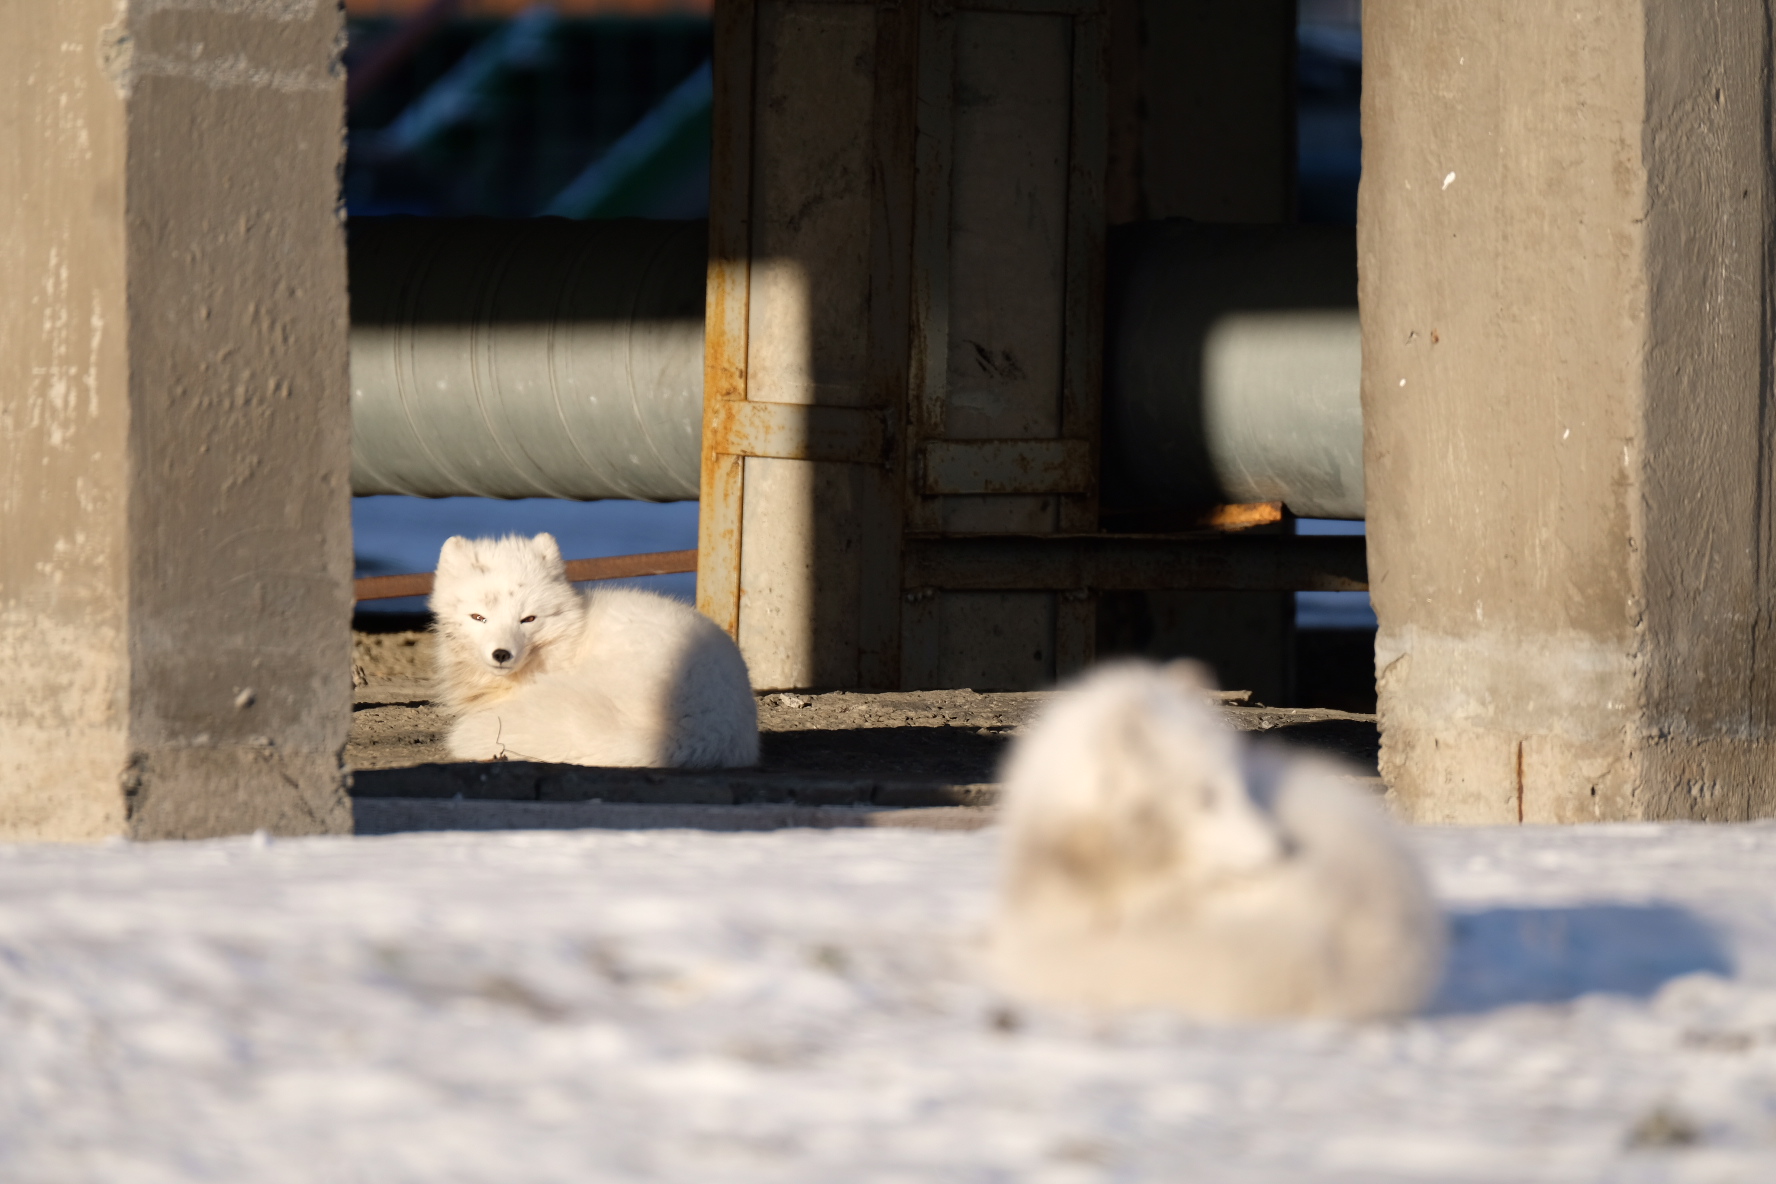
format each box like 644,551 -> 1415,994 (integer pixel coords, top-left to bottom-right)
694,0 -> 757,641
903,534 -> 1367,592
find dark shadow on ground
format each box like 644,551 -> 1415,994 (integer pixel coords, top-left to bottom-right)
759,726 -> 1008,783
352,797 -> 994,835
1430,903 -> 1734,1014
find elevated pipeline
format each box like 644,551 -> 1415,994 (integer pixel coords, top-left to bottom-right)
349,217 -> 1362,518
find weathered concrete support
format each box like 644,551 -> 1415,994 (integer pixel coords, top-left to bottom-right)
1363,1 -> 1776,822
0,0 -> 354,839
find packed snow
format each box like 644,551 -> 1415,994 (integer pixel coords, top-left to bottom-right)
1,821 -> 1774,1182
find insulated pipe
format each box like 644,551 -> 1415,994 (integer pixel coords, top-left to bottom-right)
349,217 -> 705,501
349,218 -> 1363,517
1102,221 -> 1363,520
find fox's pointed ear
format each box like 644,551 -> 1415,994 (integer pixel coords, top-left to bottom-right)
531,532 -> 563,566
437,536 -> 471,574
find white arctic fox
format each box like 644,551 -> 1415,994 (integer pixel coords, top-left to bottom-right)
989,660 -> 1445,1021
428,533 -> 759,768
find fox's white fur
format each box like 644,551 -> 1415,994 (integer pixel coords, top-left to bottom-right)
429,533 -> 758,768
990,660 -> 1445,1021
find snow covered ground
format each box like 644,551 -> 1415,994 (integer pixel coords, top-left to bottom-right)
2,822 -> 1774,1182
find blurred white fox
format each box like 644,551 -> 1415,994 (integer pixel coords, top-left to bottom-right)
990,660 -> 1445,1020
429,533 -> 758,768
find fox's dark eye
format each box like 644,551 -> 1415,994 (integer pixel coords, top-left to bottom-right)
469,613 -> 485,623
521,615 -> 537,624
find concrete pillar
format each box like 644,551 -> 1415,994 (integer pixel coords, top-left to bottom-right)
1363,2 -> 1776,822
0,1 -> 353,839
1104,0 -> 1299,706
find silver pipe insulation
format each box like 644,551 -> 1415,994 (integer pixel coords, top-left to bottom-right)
1102,221 -> 1363,520
350,217 -> 705,501
349,218 -> 1363,517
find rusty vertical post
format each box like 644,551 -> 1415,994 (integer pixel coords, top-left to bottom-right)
702,0 -> 1110,692
698,0 -> 917,690
696,0 -> 756,642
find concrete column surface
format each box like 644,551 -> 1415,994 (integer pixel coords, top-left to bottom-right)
1363,1 -> 1776,822
0,0 -> 353,839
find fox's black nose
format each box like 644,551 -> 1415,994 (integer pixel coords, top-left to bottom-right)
491,649 -> 512,664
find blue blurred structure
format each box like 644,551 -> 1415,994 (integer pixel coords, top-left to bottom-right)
1297,4 -> 1362,226
542,59 -> 711,219
358,5 -> 559,165
1295,519 -> 1374,630
1293,6 -> 1368,637
344,8 -> 712,217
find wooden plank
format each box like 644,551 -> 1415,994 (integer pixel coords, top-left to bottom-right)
697,453 -> 746,635
1058,4 -> 1107,531
898,585 -> 943,691
904,534 -> 1369,592
353,572 -> 437,603
737,1 -> 887,688
738,457 -> 869,689
906,0 -> 957,533
897,1 -> 944,675
907,1 -> 1111,690
859,0 -> 919,689
959,0 -> 1102,13
707,400 -> 887,464
565,552 -> 697,584
354,550 -> 700,603
932,591 -> 1057,688
920,438 -> 1093,494
705,0 -> 757,404
940,7 -> 1073,536
857,464 -> 905,688
745,2 -> 881,410
698,0 -> 759,639
1104,0 -> 1141,224
1054,589 -> 1098,678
